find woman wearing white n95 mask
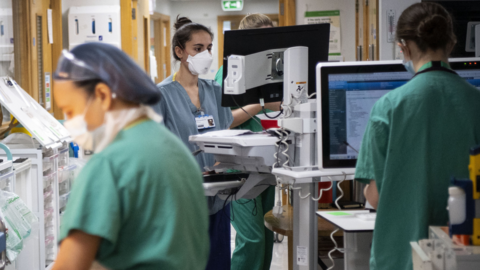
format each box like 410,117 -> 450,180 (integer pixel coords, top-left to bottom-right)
52,43 -> 209,270
153,16 -> 233,270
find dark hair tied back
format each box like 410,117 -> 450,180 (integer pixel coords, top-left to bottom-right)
174,16 -> 193,31
172,15 -> 214,61
396,2 -> 456,53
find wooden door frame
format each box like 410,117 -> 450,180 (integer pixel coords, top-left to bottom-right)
143,16 -> 150,75
121,0 -> 135,58
217,14 -> 279,68
13,0 -> 33,97
363,0 -> 369,61
151,13 -> 171,84
51,0 -> 64,119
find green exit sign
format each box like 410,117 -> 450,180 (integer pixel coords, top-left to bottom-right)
222,1 -> 243,11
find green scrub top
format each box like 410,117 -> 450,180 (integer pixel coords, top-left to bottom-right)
355,61 -> 480,270
60,120 -> 210,270
215,66 -> 265,132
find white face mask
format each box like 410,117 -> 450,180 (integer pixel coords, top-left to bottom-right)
64,114 -> 105,152
64,102 -> 162,153
186,49 -> 213,76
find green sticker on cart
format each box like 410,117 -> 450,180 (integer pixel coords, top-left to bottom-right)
327,212 -> 352,216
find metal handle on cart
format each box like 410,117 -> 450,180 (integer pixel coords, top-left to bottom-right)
0,219 -> 7,270
0,143 -> 12,161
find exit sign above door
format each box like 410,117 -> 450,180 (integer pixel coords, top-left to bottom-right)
222,1 -> 243,11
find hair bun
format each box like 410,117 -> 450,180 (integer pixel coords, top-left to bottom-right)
174,16 -> 193,31
416,14 -> 449,47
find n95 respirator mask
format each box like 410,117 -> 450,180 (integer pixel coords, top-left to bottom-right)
186,50 -> 213,76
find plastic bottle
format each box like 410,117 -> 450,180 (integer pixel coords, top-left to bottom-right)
448,187 -> 466,225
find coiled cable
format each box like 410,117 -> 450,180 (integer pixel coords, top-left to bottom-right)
327,173 -> 347,270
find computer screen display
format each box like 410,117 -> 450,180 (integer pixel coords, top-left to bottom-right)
327,71 -> 412,160
318,60 -> 480,169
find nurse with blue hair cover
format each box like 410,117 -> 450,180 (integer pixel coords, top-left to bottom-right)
52,42 -> 209,270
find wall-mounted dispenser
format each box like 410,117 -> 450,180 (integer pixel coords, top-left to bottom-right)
68,5 -> 121,50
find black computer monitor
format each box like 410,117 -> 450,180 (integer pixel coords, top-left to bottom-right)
316,59 -> 480,171
221,24 -> 330,108
424,0 -> 480,58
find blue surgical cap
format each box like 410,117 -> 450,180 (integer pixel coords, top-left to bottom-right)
54,42 -> 161,106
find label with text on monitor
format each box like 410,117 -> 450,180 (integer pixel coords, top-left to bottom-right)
327,67 -> 480,161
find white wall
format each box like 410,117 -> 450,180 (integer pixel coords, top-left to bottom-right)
169,0 -> 278,80
0,0 -> 11,8
155,0 -> 171,15
379,0 -> 420,60
296,0 -> 356,61
61,0 -> 120,49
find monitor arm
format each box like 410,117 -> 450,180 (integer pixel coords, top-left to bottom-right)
224,46 -> 309,107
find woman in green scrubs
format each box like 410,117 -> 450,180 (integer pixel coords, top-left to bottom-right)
214,14 -> 281,270
51,43 -> 209,270
355,3 -> 480,270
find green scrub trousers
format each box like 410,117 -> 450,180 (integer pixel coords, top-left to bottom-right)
215,67 -> 276,270
231,187 -> 275,270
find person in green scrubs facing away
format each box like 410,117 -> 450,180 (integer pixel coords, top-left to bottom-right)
215,14 -> 281,270
355,3 -> 480,270
51,43 -> 209,270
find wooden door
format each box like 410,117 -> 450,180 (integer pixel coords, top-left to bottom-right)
363,0 -> 369,60
279,0 -> 295,26
12,0 -> 63,117
121,0 -> 151,71
151,13 -> 171,84
356,0 -> 362,60
217,14 -> 279,68
368,0 -> 379,60
131,0 -> 139,60
356,0 -> 379,61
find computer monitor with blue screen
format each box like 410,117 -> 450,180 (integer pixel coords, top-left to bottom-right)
316,59 -> 480,171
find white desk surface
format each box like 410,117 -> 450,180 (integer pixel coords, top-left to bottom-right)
316,210 -> 375,233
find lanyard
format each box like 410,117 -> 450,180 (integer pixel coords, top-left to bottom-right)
412,61 -> 458,79
173,72 -> 204,114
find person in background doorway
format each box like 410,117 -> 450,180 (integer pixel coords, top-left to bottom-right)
355,3 -> 480,270
153,16 -> 233,270
214,13 -> 280,270
52,43 -> 209,270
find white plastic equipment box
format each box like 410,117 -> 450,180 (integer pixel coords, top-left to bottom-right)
0,77 -> 72,270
